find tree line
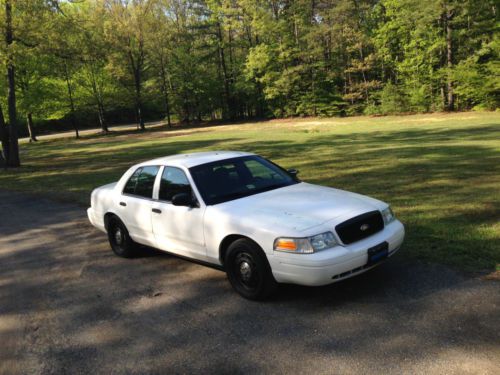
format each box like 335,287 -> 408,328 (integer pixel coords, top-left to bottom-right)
0,0 -> 498,167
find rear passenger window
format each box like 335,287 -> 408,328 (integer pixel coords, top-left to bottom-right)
123,166 -> 160,198
123,168 -> 142,195
159,167 -> 192,201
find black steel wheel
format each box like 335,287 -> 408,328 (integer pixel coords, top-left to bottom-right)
225,238 -> 277,300
107,216 -> 137,258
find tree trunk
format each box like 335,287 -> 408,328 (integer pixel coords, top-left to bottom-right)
181,96 -> 190,124
128,49 -> 146,130
5,0 -> 20,167
159,60 -> 171,127
64,62 -> 79,139
216,22 -> 231,120
255,80 -> 265,118
441,86 -> 446,110
136,93 -> 145,131
359,45 -> 369,102
0,105 -> 8,167
97,103 -> 107,133
134,70 -> 145,131
89,62 -> 108,133
26,113 -> 37,142
127,48 -> 145,131
227,26 -> 238,118
445,8 -> 455,111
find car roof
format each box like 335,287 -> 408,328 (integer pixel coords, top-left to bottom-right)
136,151 -> 255,169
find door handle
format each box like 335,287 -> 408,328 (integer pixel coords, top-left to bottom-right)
152,208 -> 162,214
119,202 -> 127,207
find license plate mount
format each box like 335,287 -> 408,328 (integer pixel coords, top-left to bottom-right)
367,241 -> 389,266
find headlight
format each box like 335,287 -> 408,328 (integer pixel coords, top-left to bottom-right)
309,232 -> 338,251
381,206 -> 395,225
274,232 -> 338,254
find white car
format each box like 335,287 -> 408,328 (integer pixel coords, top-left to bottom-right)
88,151 -> 405,299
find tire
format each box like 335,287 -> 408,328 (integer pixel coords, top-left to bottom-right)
225,238 -> 278,300
107,216 -> 138,258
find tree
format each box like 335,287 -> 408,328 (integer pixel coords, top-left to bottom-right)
0,104 -> 8,166
105,0 -> 153,131
0,0 -> 496,151
147,0 -> 176,127
0,0 -> 73,164
4,0 -> 20,166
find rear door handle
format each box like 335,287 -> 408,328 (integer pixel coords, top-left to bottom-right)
119,202 -> 127,207
152,208 -> 162,214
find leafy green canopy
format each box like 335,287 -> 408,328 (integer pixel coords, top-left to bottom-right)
0,0 -> 497,134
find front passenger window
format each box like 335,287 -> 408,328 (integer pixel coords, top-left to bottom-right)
159,167 -> 192,201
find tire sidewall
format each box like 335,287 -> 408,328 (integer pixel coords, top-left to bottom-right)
107,217 -> 136,258
225,239 -> 277,300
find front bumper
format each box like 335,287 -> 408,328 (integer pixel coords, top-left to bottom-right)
268,220 -> 405,286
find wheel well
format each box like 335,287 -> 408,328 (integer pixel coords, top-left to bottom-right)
104,212 -> 118,232
219,234 -> 251,265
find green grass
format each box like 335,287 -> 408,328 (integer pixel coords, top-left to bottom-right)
2,112 -> 499,273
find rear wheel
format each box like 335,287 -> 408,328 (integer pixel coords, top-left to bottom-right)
225,239 -> 277,300
107,217 -> 137,258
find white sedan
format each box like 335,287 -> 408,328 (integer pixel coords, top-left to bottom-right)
88,151 -> 405,299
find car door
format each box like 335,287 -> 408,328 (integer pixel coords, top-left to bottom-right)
151,166 -> 206,260
117,165 -> 160,246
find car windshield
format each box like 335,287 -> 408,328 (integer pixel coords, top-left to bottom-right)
189,155 -> 299,205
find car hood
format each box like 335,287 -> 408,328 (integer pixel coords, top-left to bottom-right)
213,182 -> 386,234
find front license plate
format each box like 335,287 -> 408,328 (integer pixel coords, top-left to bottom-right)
367,241 -> 389,266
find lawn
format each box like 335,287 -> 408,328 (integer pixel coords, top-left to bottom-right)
2,112 -> 499,273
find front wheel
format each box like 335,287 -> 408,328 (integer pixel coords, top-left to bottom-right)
107,217 -> 138,258
225,239 -> 278,300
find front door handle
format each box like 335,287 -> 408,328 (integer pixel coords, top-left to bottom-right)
152,208 -> 162,214
119,202 -> 127,207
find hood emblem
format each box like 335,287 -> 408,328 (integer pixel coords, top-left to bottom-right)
360,224 -> 370,231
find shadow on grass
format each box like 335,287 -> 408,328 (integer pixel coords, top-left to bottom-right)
3,138 -> 241,203
231,125 -> 500,271
2,122 -> 499,271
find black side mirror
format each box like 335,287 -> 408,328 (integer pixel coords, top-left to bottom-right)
172,193 -> 195,207
287,168 -> 299,179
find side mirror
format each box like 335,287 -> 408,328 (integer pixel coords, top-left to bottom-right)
287,168 -> 299,179
172,193 -> 195,207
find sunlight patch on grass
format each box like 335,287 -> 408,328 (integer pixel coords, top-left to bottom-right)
1,111 -> 499,272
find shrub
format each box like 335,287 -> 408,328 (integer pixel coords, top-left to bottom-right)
379,83 -> 409,114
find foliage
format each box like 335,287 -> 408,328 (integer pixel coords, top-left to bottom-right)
0,0 -> 497,140
379,83 -> 408,114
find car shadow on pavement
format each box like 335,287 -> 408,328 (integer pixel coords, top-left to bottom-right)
1,151 -> 499,375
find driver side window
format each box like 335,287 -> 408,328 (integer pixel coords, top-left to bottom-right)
159,167 -> 192,202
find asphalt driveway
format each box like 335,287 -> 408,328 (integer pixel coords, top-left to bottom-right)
1,190 -> 499,374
